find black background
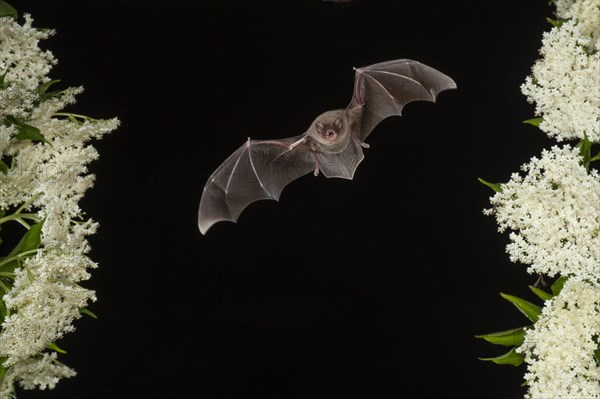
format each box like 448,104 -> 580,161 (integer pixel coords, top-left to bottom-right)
12,1 -> 556,398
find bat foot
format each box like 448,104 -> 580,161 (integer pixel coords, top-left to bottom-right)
351,132 -> 370,149
311,152 -> 321,176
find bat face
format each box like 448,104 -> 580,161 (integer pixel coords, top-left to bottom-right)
307,110 -> 351,153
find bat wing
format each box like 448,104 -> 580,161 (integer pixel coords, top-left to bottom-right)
198,135 -> 314,234
347,59 -> 457,141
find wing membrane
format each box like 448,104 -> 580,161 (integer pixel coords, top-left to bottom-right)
198,135 -> 313,234
347,59 -> 456,140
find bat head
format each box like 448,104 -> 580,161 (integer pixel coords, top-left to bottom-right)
309,110 -> 350,148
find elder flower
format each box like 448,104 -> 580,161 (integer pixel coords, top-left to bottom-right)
521,4 -> 600,142
518,278 -> 600,399
485,145 -> 600,282
0,353 -> 76,397
0,12 -> 118,395
0,14 -> 55,90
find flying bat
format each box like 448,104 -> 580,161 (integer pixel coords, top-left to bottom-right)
198,59 -> 456,234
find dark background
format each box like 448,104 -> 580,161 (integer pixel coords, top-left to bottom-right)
13,1 -> 556,398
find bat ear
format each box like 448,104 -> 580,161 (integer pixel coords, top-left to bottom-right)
316,122 -> 324,133
334,118 -> 343,130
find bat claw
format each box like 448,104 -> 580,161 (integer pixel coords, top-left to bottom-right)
361,142 -> 370,149
313,167 -> 320,177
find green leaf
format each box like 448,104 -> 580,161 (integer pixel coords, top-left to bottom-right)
590,151 -> 600,163
478,178 -> 502,193
0,220 -> 44,273
577,134 -> 592,170
5,116 -> 48,144
0,297 -> 6,325
0,70 -> 8,89
523,117 -> 543,127
475,327 -> 526,347
528,285 -> 552,301
36,79 -> 60,96
0,159 -> 7,174
0,1 -> 17,19
0,209 -> 3,245
6,220 -> 43,258
551,276 -> 567,296
546,17 -> 569,28
595,346 -> 600,366
46,342 -> 67,354
79,307 -> 98,319
0,358 -> 7,384
500,292 -> 542,322
14,122 -> 47,143
36,79 -> 61,103
479,348 -> 524,366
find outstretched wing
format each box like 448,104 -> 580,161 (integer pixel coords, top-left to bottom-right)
347,59 -> 457,140
198,135 -> 314,234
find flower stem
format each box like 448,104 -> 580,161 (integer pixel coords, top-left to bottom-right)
0,194 -> 42,226
53,112 -> 99,122
0,213 -> 41,227
14,194 -> 39,214
0,249 -> 40,270
0,279 -> 10,294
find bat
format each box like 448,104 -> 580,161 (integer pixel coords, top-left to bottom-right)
198,59 -> 456,234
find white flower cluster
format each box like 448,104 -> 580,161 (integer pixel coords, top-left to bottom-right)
0,14 -> 55,90
0,352 -> 76,398
0,14 -> 118,396
518,279 -> 600,399
486,145 -> 600,281
521,0 -> 599,142
554,0 -> 600,44
0,353 -> 76,397
0,83 -> 38,122
486,1 -> 600,397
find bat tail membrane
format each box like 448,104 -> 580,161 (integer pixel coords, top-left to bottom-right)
348,59 -> 456,140
315,138 -> 365,179
198,136 -> 313,234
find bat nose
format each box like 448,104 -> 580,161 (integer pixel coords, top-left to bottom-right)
325,130 -> 337,141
